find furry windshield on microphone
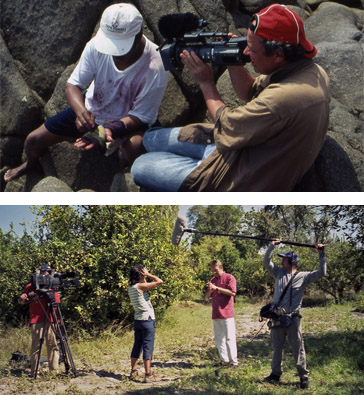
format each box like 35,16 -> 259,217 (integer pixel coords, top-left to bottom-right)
171,216 -> 187,245
158,13 -> 204,40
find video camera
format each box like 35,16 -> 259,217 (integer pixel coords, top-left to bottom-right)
30,270 -> 79,292
157,12 -> 250,71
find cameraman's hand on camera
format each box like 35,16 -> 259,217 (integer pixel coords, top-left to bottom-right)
19,293 -> 29,304
180,50 -> 214,87
180,50 -> 225,122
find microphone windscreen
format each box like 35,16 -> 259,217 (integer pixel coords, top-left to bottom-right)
158,13 -> 202,39
171,216 -> 187,245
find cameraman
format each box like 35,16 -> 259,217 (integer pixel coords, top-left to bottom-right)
262,240 -> 326,389
20,264 -> 60,377
131,4 -> 330,191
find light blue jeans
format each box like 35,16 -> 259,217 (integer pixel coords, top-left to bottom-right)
131,127 -> 213,191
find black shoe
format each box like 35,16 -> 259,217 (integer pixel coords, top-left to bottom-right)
264,373 -> 281,383
300,377 -> 310,389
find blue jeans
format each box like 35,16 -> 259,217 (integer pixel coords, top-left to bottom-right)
131,318 -> 156,360
131,127 -> 212,191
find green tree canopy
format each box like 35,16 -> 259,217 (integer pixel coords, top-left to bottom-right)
0,206 -> 195,330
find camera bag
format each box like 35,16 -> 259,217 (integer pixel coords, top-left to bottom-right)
260,272 -> 297,321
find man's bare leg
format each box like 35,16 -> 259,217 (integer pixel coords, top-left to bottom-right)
4,124 -> 71,182
118,132 -> 146,170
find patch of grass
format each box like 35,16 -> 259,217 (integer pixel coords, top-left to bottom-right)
1,297 -> 364,394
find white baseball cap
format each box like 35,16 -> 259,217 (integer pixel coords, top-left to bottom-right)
94,3 -> 143,56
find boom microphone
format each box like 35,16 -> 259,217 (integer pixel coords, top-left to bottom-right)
171,216 -> 318,248
158,13 -> 208,40
171,216 -> 187,245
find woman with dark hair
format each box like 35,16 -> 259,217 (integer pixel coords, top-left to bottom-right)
128,264 -> 163,383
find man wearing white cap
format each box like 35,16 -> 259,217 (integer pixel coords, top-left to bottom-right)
5,3 -> 169,183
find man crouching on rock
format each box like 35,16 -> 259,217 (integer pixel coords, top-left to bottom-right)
4,3 -> 169,183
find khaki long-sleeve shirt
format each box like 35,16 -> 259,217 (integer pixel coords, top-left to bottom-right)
178,59 -> 330,191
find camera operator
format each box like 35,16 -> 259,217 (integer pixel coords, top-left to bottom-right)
262,239 -> 326,389
131,3 -> 330,192
19,264 -> 60,377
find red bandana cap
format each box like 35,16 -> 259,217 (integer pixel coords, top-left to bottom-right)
250,4 -> 317,58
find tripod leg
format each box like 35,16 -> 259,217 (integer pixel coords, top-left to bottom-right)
33,304 -> 50,379
51,303 -> 77,376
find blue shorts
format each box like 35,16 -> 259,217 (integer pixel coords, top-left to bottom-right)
44,107 -> 81,138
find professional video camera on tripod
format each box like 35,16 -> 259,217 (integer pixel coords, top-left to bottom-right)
20,264 -> 79,379
157,12 -> 250,70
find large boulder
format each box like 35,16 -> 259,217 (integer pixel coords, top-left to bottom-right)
305,2 -> 364,189
0,0 -> 110,100
0,34 -> 44,172
31,177 -> 73,192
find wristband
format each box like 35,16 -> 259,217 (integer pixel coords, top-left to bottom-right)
103,119 -> 128,139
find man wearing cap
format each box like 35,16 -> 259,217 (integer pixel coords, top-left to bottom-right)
131,3 -> 330,191
262,239 -> 326,389
5,3 -> 169,183
20,264 -> 61,377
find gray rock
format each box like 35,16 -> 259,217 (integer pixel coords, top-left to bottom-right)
306,2 -> 362,44
31,176 -> 73,192
110,171 -> 140,192
44,65 -> 75,119
239,0 -> 302,14
293,136 -> 361,191
41,142 -> 120,192
158,75 -> 191,127
0,0 -> 110,100
0,35 -> 43,140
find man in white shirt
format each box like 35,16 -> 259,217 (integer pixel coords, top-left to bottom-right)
4,3 -> 169,183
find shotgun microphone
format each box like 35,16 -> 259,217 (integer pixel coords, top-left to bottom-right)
158,13 -> 208,40
171,216 -> 187,245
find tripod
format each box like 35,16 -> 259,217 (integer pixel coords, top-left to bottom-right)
33,291 -> 77,379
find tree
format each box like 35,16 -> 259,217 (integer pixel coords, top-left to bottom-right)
315,240 -> 363,303
187,206 -> 246,244
0,206 -> 195,330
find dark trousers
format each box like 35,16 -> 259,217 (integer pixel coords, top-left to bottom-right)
131,318 -> 156,360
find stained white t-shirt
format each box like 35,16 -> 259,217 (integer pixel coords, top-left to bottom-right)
68,36 -> 169,126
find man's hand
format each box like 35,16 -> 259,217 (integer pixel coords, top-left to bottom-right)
75,108 -> 96,133
180,50 -> 215,87
314,243 -> 325,253
74,128 -> 113,150
272,238 -> 282,246
208,281 -> 217,291
19,293 -> 29,304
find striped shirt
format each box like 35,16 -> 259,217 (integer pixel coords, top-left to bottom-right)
128,284 -> 155,320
